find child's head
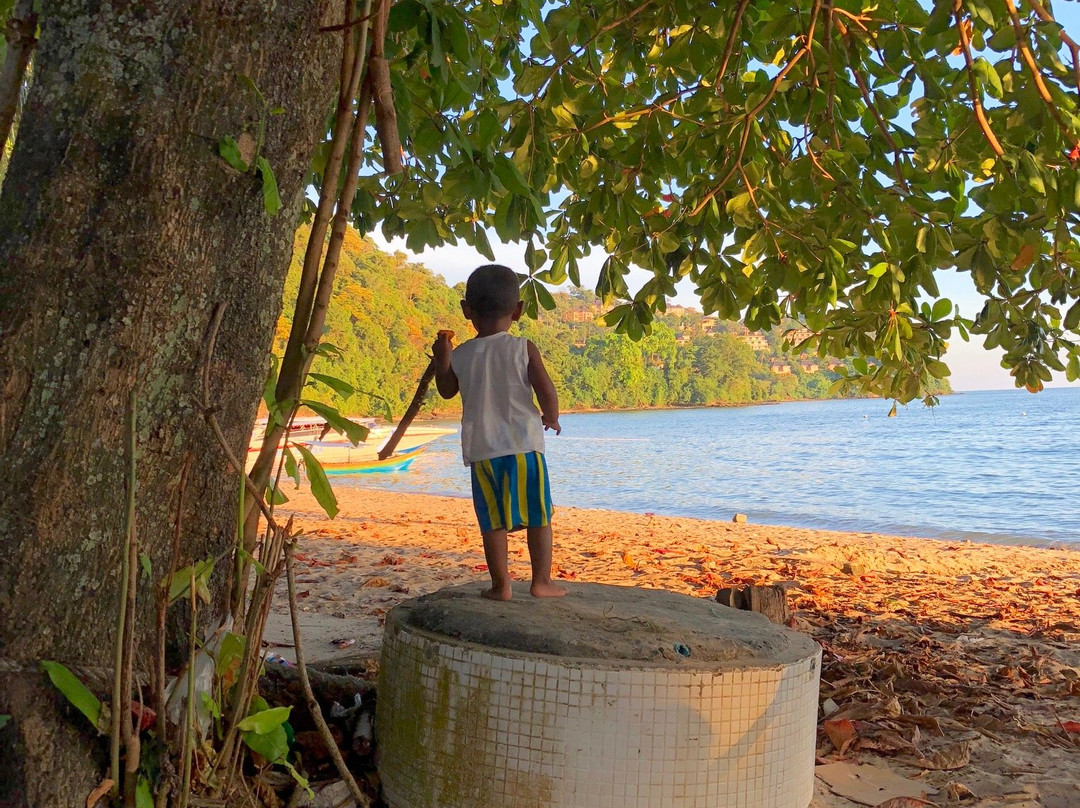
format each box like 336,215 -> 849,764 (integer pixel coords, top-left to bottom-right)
463,264 -> 521,321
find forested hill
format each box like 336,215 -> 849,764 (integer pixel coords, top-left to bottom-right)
276,228 -> 948,418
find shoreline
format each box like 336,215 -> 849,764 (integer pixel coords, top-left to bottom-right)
345,483 -> 1080,552
266,486 -> 1080,808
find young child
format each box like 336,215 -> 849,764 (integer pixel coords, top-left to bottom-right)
432,264 -> 568,601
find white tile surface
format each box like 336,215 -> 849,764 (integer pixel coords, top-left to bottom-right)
378,619 -> 820,808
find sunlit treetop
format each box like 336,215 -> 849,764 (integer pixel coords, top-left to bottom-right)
330,0 -> 1080,402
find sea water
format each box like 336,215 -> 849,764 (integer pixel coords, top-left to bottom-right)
335,388 -> 1080,547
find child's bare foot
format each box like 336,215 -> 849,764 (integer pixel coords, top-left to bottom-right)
481,586 -> 513,601
530,582 -> 568,598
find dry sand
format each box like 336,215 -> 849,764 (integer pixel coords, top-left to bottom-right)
264,487 -> 1080,808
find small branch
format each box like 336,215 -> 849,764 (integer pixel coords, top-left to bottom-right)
953,0 -> 1005,157
319,7 -> 378,33
156,454 -> 193,742
1025,0 -> 1080,96
1004,0 -> 1077,143
285,542 -> 371,807
0,0 -> 37,152
691,0 -> 822,219
714,0 -> 751,89
530,0 -> 654,101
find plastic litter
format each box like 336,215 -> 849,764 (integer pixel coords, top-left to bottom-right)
264,652 -> 294,667
673,643 -> 691,657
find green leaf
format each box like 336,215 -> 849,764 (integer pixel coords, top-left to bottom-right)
283,447 -> 300,487
255,156 -> 282,215
139,552 -> 152,579
1064,299 -> 1080,331
237,705 -> 292,734
931,298 -> 952,321
0,715 -> 9,730
724,193 -> 756,228
40,662 -> 102,732
136,778 -> 153,808
974,57 -> 1003,99
295,444 -> 338,518
218,137 -> 249,171
267,482 -> 289,505
243,724 -> 290,765
298,400 -> 369,445
1067,354 -> 1080,382
166,558 -> 214,605
308,373 -> 356,399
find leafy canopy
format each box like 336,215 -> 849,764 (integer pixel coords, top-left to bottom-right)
334,0 -> 1080,402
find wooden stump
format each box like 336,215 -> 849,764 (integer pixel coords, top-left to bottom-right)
715,584 -> 791,625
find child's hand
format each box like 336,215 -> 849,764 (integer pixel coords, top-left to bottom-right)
542,415 -> 561,435
432,329 -> 455,366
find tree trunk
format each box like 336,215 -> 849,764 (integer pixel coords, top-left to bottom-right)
0,3 -> 339,805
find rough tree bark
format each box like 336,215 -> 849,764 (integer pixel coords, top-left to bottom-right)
0,3 -> 339,805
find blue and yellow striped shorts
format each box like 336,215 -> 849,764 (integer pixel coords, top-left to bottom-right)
469,452 -> 553,533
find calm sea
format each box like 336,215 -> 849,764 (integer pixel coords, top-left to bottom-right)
336,388 -> 1080,547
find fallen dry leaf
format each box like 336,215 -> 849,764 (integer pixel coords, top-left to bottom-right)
825,718 -> 857,753
910,740 -> 970,771
361,576 -> 390,588
86,780 -> 114,808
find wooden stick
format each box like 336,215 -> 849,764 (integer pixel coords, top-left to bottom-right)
378,330 -> 454,460
378,361 -> 436,460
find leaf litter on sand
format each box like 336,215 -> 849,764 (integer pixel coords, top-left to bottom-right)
274,489 -> 1080,804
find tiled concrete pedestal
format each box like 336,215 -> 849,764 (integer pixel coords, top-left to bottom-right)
377,582 -> 820,808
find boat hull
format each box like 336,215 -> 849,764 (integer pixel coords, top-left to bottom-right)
321,445 -> 427,475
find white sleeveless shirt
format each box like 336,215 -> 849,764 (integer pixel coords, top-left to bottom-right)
450,332 -> 546,465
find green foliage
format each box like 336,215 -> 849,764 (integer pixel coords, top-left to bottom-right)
282,233 -> 940,412
40,661 -> 103,732
295,444 -> 338,518
166,558 -> 214,605
328,0 -> 1080,401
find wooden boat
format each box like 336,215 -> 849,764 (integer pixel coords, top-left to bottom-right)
320,444 -> 428,475
248,416 -> 455,474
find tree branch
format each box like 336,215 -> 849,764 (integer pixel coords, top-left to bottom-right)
714,0 -> 751,90
0,0 -> 37,151
1003,0 -> 1078,144
1024,0 -> 1080,96
691,0 -> 822,218
952,0 -> 1005,157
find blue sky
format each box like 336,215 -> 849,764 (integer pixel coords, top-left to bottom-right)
372,3 -> 1080,393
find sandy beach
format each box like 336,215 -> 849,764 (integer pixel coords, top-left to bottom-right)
265,487 -> 1080,808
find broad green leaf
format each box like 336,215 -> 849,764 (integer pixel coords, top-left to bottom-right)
242,724 -> 290,765
295,445 -> 338,518
1064,300 -> 1080,331
725,193 -> 756,228
255,156 -> 282,215
308,373 -> 356,399
218,137 -> 248,171
931,299 -> 952,321
0,715 -> 9,730
237,705 -> 292,734
166,558 -> 214,605
136,778 -> 153,808
139,552 -> 152,578
40,662 -> 102,732
297,400 -> 369,445
283,447 -> 300,487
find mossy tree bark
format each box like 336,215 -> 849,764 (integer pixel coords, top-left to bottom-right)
0,3 -> 339,804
